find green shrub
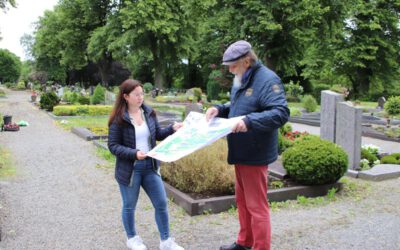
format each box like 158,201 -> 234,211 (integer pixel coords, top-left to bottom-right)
78,95 -> 90,105
278,132 -> 294,154
289,107 -> 302,117
312,83 -> 330,103
4,82 -> 13,88
39,92 -> 60,111
361,148 -> 378,167
282,137 -> 348,185
192,87 -> 202,102
16,81 -> 26,90
384,96 -> 400,116
380,153 -> 400,164
53,105 -> 112,116
91,84 -> 105,105
284,81 -> 303,102
155,95 -> 187,103
0,88 -> 6,97
279,123 -> 292,135
302,95 -> 318,112
330,84 -> 349,98
143,82 -> 153,93
161,139 -> 235,195
63,91 -> 79,103
207,70 -> 222,101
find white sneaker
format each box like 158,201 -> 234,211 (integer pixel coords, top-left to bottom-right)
127,235 -> 147,250
160,237 -> 184,250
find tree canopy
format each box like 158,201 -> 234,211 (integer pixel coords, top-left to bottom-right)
25,0 -> 400,99
0,49 -> 21,83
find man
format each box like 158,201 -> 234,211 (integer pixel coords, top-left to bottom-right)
205,40 -> 289,250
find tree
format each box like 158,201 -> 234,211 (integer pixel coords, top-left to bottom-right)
33,8 -> 67,83
0,0 -> 16,40
0,0 -> 15,9
20,33 -> 35,61
333,0 -> 400,98
0,49 -> 21,83
116,0 -> 202,89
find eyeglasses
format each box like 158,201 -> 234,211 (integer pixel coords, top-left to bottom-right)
131,92 -> 144,98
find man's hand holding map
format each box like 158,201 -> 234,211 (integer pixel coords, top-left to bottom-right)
147,112 -> 244,162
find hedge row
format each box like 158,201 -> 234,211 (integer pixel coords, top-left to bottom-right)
53,105 -> 112,116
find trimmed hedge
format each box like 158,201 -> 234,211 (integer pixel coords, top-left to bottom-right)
53,105 -> 112,116
380,153 -> 400,164
161,139 -> 235,195
282,137 -> 348,185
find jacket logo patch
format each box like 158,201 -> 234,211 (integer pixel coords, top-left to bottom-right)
272,84 -> 281,93
245,88 -> 253,96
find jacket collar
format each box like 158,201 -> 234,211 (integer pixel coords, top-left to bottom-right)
122,103 -> 152,123
240,60 -> 262,89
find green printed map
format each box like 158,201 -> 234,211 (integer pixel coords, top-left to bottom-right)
147,112 -> 243,162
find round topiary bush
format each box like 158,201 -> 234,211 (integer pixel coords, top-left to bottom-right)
282,137 -> 348,185
384,96 -> 400,116
380,153 -> 400,164
39,91 -> 60,111
143,82 -> 153,93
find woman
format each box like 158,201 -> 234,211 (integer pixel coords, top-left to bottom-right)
108,79 -> 184,250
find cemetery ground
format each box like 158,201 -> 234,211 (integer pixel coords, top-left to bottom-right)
0,90 -> 399,250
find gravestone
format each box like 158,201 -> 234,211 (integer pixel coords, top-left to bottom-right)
185,103 -> 203,118
57,87 -> 64,98
377,97 -> 386,109
105,91 -> 116,105
89,85 -> 95,95
335,102 -> 362,170
320,90 -> 344,142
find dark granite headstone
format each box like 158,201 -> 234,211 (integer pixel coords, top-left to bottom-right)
377,97 -> 386,109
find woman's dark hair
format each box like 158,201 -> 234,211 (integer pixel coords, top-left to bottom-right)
108,79 -> 143,127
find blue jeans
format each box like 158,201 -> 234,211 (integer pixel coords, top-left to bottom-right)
118,158 -> 170,240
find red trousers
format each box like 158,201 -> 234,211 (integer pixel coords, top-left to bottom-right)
235,164 -> 271,250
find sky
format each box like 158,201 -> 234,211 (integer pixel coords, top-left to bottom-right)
0,0 -> 58,60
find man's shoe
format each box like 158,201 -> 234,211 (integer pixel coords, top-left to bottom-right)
219,242 -> 251,250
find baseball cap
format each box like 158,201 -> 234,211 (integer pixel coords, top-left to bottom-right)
222,40 -> 252,65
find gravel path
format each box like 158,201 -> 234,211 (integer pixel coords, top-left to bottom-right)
0,89 -> 399,250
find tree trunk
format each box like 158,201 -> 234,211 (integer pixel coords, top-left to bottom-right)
264,53 -> 276,71
97,58 -> 112,87
150,38 -> 167,89
354,67 -> 371,98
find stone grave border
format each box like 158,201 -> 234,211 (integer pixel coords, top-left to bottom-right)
91,139 -> 343,216
164,178 -> 342,216
71,127 -> 108,141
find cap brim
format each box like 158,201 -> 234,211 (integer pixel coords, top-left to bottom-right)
222,60 -> 237,66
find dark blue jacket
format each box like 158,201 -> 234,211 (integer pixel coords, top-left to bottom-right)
216,61 -> 290,165
108,104 -> 174,185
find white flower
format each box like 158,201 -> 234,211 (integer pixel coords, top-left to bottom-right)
373,160 -> 381,166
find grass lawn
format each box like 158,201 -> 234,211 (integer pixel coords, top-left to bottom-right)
288,102 -> 321,112
55,116 -> 108,131
0,146 -> 16,178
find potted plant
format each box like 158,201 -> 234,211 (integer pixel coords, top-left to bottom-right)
31,91 -> 38,102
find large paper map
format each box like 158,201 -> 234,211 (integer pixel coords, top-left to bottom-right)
147,112 -> 243,162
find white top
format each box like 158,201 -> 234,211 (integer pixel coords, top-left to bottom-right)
130,114 -> 151,154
